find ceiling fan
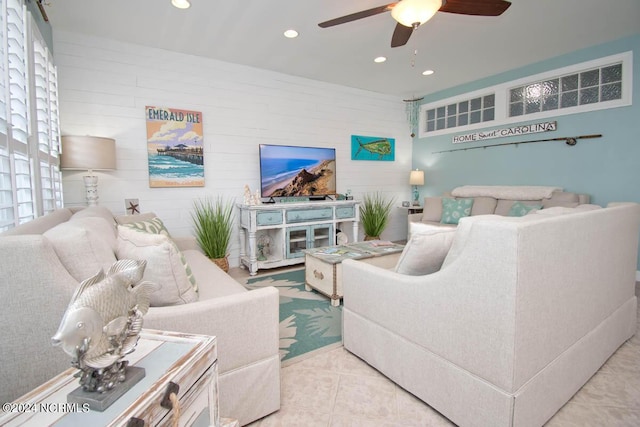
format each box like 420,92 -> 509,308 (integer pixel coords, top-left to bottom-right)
318,0 -> 511,48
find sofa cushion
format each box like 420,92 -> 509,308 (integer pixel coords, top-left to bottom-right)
116,225 -> 198,306
422,197 -> 443,222
441,198 -> 474,225
470,196 -> 498,216
508,201 -> 542,217
70,206 -> 116,226
542,191 -> 580,208
43,216 -> 118,281
395,229 -> 456,275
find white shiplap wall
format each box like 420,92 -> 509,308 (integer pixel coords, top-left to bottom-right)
54,30 -> 413,267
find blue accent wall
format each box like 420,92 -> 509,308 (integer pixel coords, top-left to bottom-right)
412,34 -> 640,270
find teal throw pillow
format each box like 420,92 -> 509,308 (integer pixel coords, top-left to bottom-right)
441,198 -> 474,225
508,201 -> 542,217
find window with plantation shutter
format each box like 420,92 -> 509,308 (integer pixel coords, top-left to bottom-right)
0,0 -> 61,231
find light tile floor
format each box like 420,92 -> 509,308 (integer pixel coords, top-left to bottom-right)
232,267 -> 640,426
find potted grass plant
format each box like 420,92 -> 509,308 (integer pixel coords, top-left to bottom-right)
192,196 -> 235,272
359,192 -> 395,240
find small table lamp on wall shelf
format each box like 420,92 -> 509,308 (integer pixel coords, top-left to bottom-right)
60,136 -> 116,206
409,169 -> 424,206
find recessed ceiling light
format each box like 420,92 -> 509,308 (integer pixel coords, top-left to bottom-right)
171,0 -> 190,9
374,56 -> 387,63
284,29 -> 299,38
422,69 -> 435,76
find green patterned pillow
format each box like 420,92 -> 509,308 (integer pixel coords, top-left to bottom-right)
508,201 -> 542,217
122,217 -> 171,236
441,198 -> 474,225
120,217 -> 197,293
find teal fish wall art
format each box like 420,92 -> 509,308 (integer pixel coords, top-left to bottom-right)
351,135 -> 395,161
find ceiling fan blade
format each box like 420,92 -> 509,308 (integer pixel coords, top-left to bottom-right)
318,3 -> 397,28
391,23 -> 413,48
439,0 -> 511,16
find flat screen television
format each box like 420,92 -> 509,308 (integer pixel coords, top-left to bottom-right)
259,144 -> 336,198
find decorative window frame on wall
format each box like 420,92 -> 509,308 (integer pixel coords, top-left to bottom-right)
418,51 -> 633,139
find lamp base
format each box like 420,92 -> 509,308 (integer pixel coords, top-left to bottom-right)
83,175 -> 99,206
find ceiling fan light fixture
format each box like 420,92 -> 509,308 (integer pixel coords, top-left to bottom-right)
171,0 -> 190,9
391,0 -> 442,27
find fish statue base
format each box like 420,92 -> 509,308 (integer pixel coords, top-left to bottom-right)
68,365 -> 146,412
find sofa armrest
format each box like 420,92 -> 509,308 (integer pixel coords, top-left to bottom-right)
408,213 -> 423,223
171,235 -> 204,253
143,286 -> 279,374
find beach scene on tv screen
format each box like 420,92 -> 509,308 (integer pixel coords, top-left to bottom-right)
260,145 -> 336,197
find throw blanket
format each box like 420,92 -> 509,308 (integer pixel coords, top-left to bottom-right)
451,185 -> 562,200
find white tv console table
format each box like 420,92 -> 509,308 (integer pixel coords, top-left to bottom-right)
237,200 -> 360,275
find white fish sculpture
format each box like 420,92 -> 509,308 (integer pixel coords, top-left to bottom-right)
52,259 -> 156,392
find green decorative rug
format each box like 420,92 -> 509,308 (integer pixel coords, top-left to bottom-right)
244,268 -> 342,365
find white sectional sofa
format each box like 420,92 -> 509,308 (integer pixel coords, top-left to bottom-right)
0,206 -> 280,426
409,185 -> 591,237
342,202 -> 640,427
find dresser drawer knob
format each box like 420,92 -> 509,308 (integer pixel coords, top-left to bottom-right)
314,270 -> 324,280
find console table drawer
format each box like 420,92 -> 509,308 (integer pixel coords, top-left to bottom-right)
256,210 -> 283,226
335,206 -> 355,219
286,207 -> 333,223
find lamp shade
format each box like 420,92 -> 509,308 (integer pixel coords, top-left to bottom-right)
409,169 -> 424,186
60,136 -> 116,171
391,0 -> 442,27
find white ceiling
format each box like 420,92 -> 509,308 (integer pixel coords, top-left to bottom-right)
44,0 -> 640,99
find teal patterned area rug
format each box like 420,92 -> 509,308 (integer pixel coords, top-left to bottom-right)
244,268 -> 342,365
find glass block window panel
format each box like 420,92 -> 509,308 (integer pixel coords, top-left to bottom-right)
436,117 -> 446,130
561,75 -> 578,91
601,64 -> 622,84
508,62 -> 623,117
447,103 -> 456,116
580,87 -> 599,105
470,97 -> 482,111
447,116 -> 456,128
483,94 -> 495,108
580,69 -> 599,88
458,101 -> 468,113
470,110 -> 481,124
561,91 -> 578,108
601,83 -> 622,102
483,108 -> 494,122
458,114 -> 468,126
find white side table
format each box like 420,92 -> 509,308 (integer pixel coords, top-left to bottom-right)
0,330 -> 220,427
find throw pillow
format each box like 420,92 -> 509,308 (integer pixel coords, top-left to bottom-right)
441,198 -> 474,225
121,216 -> 171,236
395,229 -> 456,275
115,211 -> 158,225
508,201 -> 542,217
116,225 -> 198,306
44,217 -> 118,282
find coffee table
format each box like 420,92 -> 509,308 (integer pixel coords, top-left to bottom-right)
303,241 -> 405,306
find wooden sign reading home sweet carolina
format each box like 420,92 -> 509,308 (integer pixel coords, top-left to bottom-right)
452,121 -> 557,144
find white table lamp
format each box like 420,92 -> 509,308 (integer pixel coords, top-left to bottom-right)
60,136 -> 116,206
409,169 -> 424,206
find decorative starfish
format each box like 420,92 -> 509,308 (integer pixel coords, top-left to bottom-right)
127,201 -> 140,215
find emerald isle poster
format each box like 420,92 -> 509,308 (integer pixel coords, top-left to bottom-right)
146,106 -> 204,187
